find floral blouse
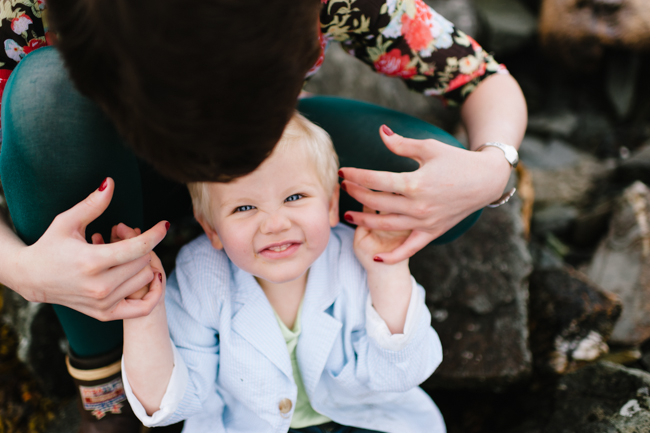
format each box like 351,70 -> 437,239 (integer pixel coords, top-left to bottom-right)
0,0 -> 504,133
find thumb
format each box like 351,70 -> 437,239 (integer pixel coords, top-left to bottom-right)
379,125 -> 441,164
58,177 -> 114,233
374,230 -> 435,264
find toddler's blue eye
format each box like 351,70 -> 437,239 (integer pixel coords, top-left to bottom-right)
234,205 -> 255,213
285,194 -> 303,202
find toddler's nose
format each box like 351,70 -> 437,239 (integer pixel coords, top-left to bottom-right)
260,212 -> 291,234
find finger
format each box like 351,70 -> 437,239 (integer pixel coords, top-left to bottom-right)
343,181 -> 411,214
134,228 -> 142,235
110,225 -> 119,243
379,125 -> 439,163
57,177 -> 115,233
91,233 -> 105,245
375,230 -> 436,264
344,210 -> 421,232
99,220 -> 169,266
339,167 -> 406,195
104,285 -> 162,320
104,253 -> 153,293
114,222 -> 139,241
106,261 -> 156,302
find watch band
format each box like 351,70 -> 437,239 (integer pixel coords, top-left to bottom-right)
475,142 -> 519,168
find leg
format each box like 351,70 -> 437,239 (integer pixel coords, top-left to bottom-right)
297,96 -> 481,244
0,46 -> 143,357
0,46 -> 144,432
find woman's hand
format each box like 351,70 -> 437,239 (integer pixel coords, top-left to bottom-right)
353,207 -> 411,270
5,178 -> 169,321
340,126 -> 512,264
92,222 -> 165,302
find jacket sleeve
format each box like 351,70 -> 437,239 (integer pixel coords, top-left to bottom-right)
124,241 -> 229,428
319,0 -> 506,107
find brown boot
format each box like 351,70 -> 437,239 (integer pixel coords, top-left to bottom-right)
66,348 -> 143,433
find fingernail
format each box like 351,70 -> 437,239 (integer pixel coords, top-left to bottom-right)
165,221 -> 170,231
158,273 -> 162,282
338,170 -> 344,179
373,256 -> 384,262
98,178 -> 108,191
381,125 -> 394,136
340,182 -> 347,192
344,213 -> 354,223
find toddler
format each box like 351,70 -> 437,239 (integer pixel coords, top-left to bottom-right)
120,113 -> 445,433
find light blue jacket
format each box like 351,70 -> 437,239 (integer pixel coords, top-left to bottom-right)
124,224 -> 445,433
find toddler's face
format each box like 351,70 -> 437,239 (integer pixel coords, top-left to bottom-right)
197,144 -> 339,285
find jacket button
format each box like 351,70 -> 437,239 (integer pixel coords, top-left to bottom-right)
279,398 -> 293,414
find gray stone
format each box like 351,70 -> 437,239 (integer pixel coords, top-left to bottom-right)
528,268 -> 621,375
412,190 -> 533,389
519,136 -> 582,170
544,361 -> 650,433
425,0 -> 482,37
615,142 -> 650,187
531,204 -> 579,236
527,112 -> 579,139
474,0 -> 538,54
303,43 -> 456,130
587,181 -> 650,346
1,286 -> 73,399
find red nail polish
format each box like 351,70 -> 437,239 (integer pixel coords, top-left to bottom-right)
338,170 -> 344,179
344,214 -> 353,223
341,182 -> 347,192
165,222 -> 170,231
373,256 -> 384,262
382,125 -> 394,136
158,273 -> 163,282
98,178 -> 108,191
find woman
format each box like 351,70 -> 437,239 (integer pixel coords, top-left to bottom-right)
0,0 -> 526,431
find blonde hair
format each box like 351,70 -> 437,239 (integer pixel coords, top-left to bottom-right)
188,112 -> 339,224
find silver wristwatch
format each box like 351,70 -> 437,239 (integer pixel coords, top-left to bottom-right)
475,142 -> 519,168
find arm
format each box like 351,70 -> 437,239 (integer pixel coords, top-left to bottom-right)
353,208 -> 412,334
0,178 -> 168,320
325,0 -> 527,263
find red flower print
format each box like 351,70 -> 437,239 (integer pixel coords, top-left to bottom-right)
0,68 -> 12,93
374,48 -> 417,79
11,14 -> 32,34
306,27 -> 328,77
446,62 -> 486,92
401,0 -> 433,52
465,34 -> 482,52
23,38 -> 46,55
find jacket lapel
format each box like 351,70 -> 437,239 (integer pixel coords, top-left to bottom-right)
297,238 -> 343,395
230,265 -> 293,379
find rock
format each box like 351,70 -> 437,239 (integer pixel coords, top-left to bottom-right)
531,204 -> 579,237
425,0 -> 482,37
528,268 -> 621,375
526,139 -> 609,209
412,189 -> 533,389
474,0 -> 538,55
539,0 -> 650,71
527,112 -> 579,140
544,361 -> 650,433
587,181 -> 650,346
303,43 -> 457,131
0,286 -> 73,399
615,141 -> 650,188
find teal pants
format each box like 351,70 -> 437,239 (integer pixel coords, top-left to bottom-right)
0,46 -> 479,359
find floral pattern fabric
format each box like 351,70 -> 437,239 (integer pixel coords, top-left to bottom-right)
0,0 -> 505,137
317,0 -> 506,106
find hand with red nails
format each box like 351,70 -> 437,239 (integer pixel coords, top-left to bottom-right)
0,177 -> 169,321
91,222 -> 166,302
339,74 -> 526,264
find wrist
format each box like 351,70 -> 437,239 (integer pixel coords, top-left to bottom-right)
474,147 -> 513,204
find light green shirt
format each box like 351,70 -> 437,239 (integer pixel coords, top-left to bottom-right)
274,304 -> 332,428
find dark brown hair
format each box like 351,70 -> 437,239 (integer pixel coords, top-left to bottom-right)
48,0 -> 322,182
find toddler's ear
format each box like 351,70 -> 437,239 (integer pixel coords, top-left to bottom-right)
329,184 -> 340,227
195,212 -> 224,250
